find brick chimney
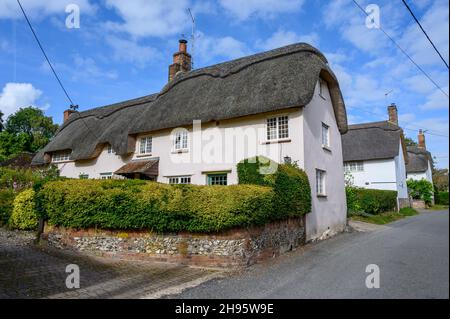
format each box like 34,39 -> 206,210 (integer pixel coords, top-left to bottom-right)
418,129 -> 426,150
168,39 -> 191,82
63,109 -> 76,123
387,103 -> 398,125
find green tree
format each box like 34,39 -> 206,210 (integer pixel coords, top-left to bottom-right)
5,107 -> 58,152
433,168 -> 449,192
404,136 -> 418,147
0,107 -> 58,161
407,179 -> 434,205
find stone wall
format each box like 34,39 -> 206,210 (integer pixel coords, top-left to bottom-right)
42,217 -> 305,268
411,199 -> 426,209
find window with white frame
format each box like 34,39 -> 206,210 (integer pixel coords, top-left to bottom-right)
169,176 -> 191,184
321,123 -> 330,148
100,172 -> 113,179
316,169 -> 326,196
107,144 -> 114,154
139,136 -> 152,154
344,161 -> 364,172
52,151 -> 71,162
319,78 -> 327,98
79,174 -> 89,179
173,130 -> 188,151
266,116 -> 289,141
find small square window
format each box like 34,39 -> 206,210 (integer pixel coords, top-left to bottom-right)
266,116 -> 289,141
316,169 -> 326,196
208,174 -> 228,185
107,145 -> 114,154
174,131 -> 188,151
139,137 -> 152,154
100,172 -> 113,179
319,78 -> 327,98
79,174 -> 89,179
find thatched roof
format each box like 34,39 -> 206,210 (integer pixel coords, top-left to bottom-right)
32,43 -> 347,165
406,146 -> 432,173
0,152 -> 35,169
342,121 -> 408,162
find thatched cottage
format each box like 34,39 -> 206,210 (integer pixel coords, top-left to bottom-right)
341,104 -> 410,208
33,41 -> 349,240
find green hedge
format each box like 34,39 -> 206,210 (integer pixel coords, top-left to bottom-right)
39,180 -> 276,233
0,189 -> 15,226
237,156 -> 311,218
346,187 -> 397,215
435,192 -> 449,206
9,189 -> 39,230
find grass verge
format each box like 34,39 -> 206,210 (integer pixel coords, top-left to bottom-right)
427,205 -> 449,211
350,207 -> 419,225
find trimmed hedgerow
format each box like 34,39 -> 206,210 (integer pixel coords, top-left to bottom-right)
237,157 -> 311,218
9,189 -> 39,230
346,187 -> 397,215
39,180 -> 275,233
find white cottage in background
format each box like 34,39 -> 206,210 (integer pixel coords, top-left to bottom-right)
406,130 -> 433,185
341,104 -> 410,209
33,41 -> 349,240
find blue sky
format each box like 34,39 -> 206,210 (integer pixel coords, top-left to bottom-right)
0,0 -> 448,168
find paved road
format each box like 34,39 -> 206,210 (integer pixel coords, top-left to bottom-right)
171,210 -> 449,299
0,229 -> 219,299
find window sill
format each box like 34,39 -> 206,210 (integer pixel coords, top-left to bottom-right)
136,153 -> 152,158
319,94 -> 326,100
322,145 -> 332,152
51,160 -> 72,164
262,138 -> 291,145
317,194 -> 327,198
171,149 -> 189,154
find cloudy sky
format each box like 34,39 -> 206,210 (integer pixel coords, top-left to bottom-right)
0,0 -> 448,168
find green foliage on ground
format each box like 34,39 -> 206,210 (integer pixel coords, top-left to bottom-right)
346,187 -> 397,215
351,207 -> 418,225
407,179 -> 434,205
9,189 -> 39,230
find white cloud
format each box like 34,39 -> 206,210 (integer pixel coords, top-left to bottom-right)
104,0 -> 190,38
419,86 -> 450,110
256,29 -> 319,51
105,36 -> 159,67
196,33 -> 250,65
0,0 -> 96,19
218,0 -> 304,20
0,83 -> 45,117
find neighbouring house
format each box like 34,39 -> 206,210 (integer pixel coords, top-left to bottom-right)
341,103 -> 410,209
406,130 -> 433,184
32,41 -> 349,240
0,152 -> 36,169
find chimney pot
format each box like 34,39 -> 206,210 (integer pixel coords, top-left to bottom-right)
418,129 -> 426,149
63,109 -> 76,123
387,103 -> 398,126
168,39 -> 191,82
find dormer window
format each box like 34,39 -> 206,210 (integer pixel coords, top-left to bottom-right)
52,151 -> 71,163
107,144 -> 114,154
173,130 -> 188,151
139,136 -> 152,154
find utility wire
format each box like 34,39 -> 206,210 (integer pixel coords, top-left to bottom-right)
352,0 -> 449,98
16,0 -> 75,107
401,0 -> 449,69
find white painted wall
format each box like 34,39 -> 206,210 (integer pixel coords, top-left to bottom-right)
302,80 -> 347,241
407,160 -> 433,185
345,140 -> 409,201
394,141 -> 408,199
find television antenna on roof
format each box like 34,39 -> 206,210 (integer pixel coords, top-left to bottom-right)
188,8 -> 195,69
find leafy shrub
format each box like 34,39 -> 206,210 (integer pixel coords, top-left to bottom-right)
0,189 -> 15,226
237,157 -> 311,218
346,187 -> 397,215
39,180 -> 275,233
407,179 -> 434,205
435,191 -> 449,206
9,189 -> 38,230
